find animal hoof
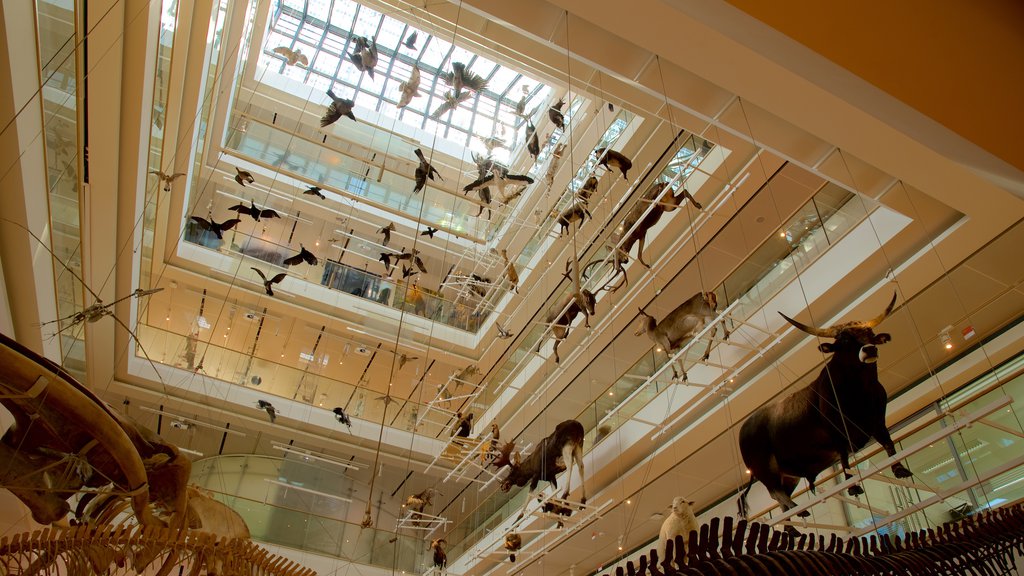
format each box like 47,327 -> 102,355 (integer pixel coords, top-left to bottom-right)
893,463 -> 912,478
797,510 -> 811,518
848,484 -> 864,497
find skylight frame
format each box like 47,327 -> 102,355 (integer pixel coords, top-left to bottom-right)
262,0 -> 552,154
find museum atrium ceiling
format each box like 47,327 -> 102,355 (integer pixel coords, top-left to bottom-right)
3,0 -> 1023,574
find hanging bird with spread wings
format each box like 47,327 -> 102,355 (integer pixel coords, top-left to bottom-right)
413,148 -> 442,193
321,89 -> 357,127
440,62 -> 488,96
378,222 -> 396,246
479,135 -> 507,153
228,199 -> 280,222
348,36 -> 378,78
149,169 -> 186,191
496,322 -> 515,339
401,265 -> 417,279
593,147 -> 633,180
525,120 -> 540,159
257,399 -> 277,423
190,216 -> 241,239
379,252 -> 393,270
234,167 -> 255,186
396,66 -> 421,109
395,249 -> 427,274
283,244 -> 319,266
402,30 -> 418,50
430,90 -> 470,120
251,267 -> 286,296
397,353 -> 418,370
420,227 -> 438,238
463,165 -> 534,195
333,406 -> 352,429
304,186 -> 326,199
548,97 -> 566,131
272,46 -> 309,67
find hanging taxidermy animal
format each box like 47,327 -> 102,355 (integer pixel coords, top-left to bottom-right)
491,419 -> 586,520
321,90 -> 357,126
593,147 -> 632,180
634,291 -> 728,382
737,293 -> 912,518
555,176 -> 598,236
535,259 -> 596,363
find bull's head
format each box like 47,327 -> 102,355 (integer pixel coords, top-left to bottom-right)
780,293 -> 896,363
492,441 -> 520,491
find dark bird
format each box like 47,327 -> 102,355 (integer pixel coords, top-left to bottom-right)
189,216 -> 241,239
375,394 -> 398,407
321,89 -> 357,127
379,252 -> 393,270
593,147 -> 633,180
430,539 -> 447,571
402,30 -> 418,50
396,249 -> 428,274
430,90 -> 470,120
228,199 -> 280,222
463,168 -> 534,195
272,46 -> 308,67
452,412 -> 473,437
257,399 -> 276,423
304,186 -> 326,199
333,406 -> 352,429
348,36 -> 378,78
397,353 -> 418,370
234,167 -> 255,186
496,322 -> 514,339
440,62 -> 488,96
525,120 -> 540,159
397,66 -> 421,109
283,244 -> 318,266
548,97 -> 566,131
412,148 -> 442,193
378,222 -> 396,246
608,102 -> 615,112
251,267 -> 286,296
401,265 -> 417,279
150,169 -> 186,191
420,227 -> 438,238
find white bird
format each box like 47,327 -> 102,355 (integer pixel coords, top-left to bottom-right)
396,66 -> 421,109
272,46 -> 309,67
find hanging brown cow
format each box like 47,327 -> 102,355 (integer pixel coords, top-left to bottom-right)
737,293 -> 912,517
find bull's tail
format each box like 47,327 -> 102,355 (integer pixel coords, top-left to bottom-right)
737,476 -> 756,518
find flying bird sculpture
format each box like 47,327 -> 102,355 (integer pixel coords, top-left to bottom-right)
322,90 -> 357,127
189,216 -> 240,239
333,406 -> 352,429
228,199 -> 280,222
257,399 -> 277,423
441,62 -> 487,96
378,222 -> 396,246
348,36 -> 378,78
283,244 -> 319,266
413,148 -> 442,193
401,265 -> 417,279
496,322 -> 515,339
420,227 -> 438,238
402,30 -> 418,50
234,167 -> 255,186
150,169 -> 186,191
303,186 -> 326,199
272,46 -> 309,67
525,120 -> 540,159
430,90 -> 470,120
251,267 -> 286,296
396,66 -> 421,109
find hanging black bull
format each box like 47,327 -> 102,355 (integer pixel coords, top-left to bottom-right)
737,293 -> 912,517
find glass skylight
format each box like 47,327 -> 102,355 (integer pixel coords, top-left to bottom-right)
260,0 -> 553,158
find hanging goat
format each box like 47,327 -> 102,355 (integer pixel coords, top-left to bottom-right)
492,419 -> 586,519
635,291 -> 728,382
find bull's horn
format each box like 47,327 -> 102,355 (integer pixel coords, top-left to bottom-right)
637,307 -> 653,318
778,311 -> 836,338
861,292 -> 898,328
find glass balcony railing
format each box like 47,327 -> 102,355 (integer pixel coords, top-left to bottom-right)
442,177 -> 865,560
183,221 -> 487,332
191,454 -> 432,573
134,322 -> 440,436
